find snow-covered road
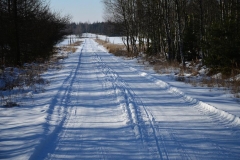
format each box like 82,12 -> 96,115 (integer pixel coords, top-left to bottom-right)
1,38 -> 240,160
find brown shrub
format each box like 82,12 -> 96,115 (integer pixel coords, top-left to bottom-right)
59,41 -> 83,53
95,39 -> 128,57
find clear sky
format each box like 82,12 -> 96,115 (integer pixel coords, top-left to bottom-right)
49,0 -> 104,23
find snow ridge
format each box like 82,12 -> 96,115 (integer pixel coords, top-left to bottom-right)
105,55 -> 240,129
136,69 -> 240,128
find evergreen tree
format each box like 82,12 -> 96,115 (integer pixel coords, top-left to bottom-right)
205,19 -> 240,75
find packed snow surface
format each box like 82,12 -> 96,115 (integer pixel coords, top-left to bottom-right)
1,38 -> 240,160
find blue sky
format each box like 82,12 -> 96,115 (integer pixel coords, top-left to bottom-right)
49,0 -> 104,23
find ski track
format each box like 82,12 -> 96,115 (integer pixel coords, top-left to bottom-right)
93,52 -> 165,159
1,38 -> 240,160
89,39 -> 240,159
121,57 -> 240,159
92,50 -> 187,159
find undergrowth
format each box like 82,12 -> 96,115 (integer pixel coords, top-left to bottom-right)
151,58 -> 240,98
0,41 -> 82,107
95,39 -> 128,57
59,41 -> 82,53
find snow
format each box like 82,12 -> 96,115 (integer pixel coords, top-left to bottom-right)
82,33 -> 124,44
0,38 -> 240,159
57,35 -> 82,47
229,74 -> 240,81
212,73 -> 222,79
198,67 -> 208,75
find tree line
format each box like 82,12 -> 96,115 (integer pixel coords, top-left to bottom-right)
103,0 -> 240,75
68,21 -> 124,37
0,0 -> 70,66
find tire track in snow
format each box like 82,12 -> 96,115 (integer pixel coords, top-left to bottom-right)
89,53 -> 111,160
29,43 -> 84,160
93,51 -> 166,159
96,52 -> 197,159
45,50 -> 87,159
47,39 -> 111,160
133,68 -> 240,141
104,53 -> 240,158
103,51 -> 240,134
96,49 -> 240,159
85,39 -> 240,159
94,53 -> 141,136
123,79 -> 194,160
91,39 -> 195,159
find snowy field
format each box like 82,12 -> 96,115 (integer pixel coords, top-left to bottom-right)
0,38 -> 240,159
56,35 -> 83,47
82,33 -> 124,44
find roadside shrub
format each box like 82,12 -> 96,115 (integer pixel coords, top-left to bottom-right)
0,0 -> 70,66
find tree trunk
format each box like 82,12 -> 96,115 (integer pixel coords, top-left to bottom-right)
175,0 -> 185,67
13,0 -> 20,65
199,0 -> 205,64
164,0 -> 173,61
